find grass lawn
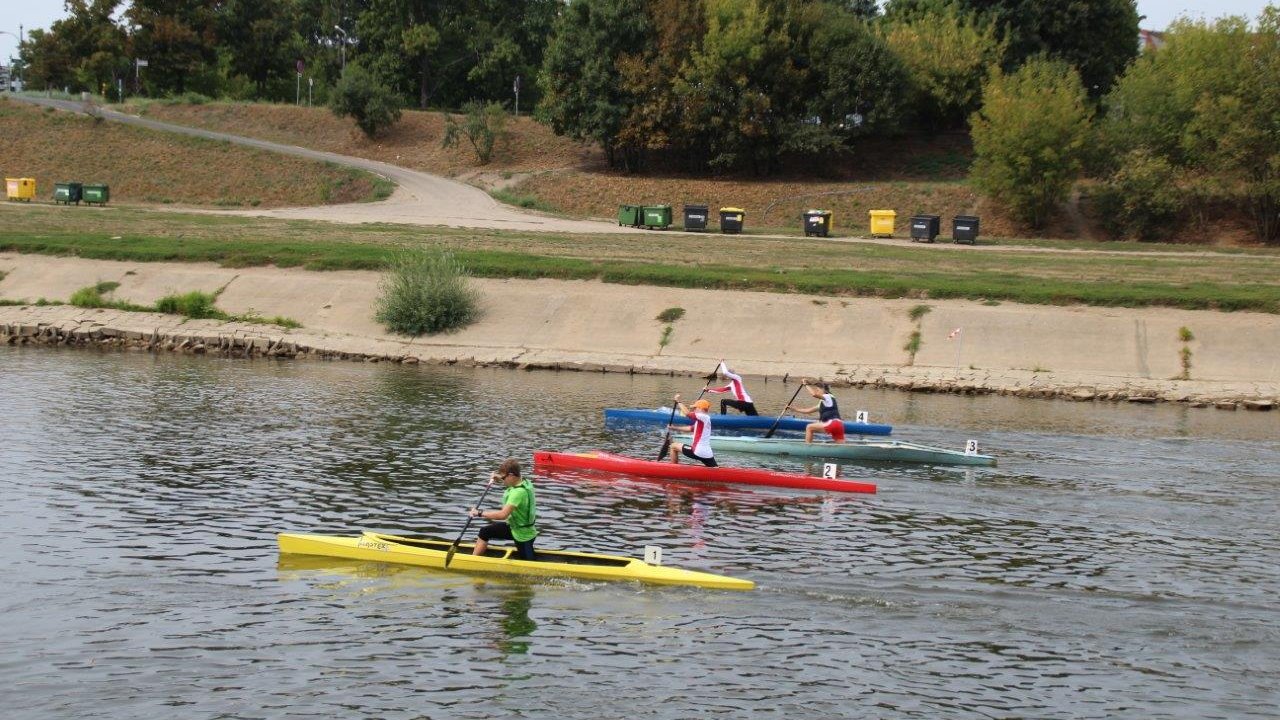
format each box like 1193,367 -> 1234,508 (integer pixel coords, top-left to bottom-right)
3,204 -> 1279,313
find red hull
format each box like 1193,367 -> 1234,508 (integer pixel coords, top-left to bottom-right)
533,451 -> 876,494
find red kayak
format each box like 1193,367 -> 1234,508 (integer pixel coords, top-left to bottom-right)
533,451 -> 877,494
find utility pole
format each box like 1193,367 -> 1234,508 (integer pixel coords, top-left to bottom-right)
513,74 -> 520,117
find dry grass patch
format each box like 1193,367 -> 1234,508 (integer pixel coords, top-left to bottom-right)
135,102 -> 598,177
0,99 -> 379,208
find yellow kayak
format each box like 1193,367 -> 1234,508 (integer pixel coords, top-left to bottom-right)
277,531 -> 754,591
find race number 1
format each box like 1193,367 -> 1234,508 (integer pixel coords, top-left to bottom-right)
855,410 -> 869,423
644,545 -> 663,565
965,440 -> 979,456
822,462 -> 838,479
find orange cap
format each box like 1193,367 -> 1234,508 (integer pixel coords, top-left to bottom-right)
693,399 -> 711,410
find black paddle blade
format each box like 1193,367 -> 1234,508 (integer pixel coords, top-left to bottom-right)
444,541 -> 460,568
657,432 -> 673,461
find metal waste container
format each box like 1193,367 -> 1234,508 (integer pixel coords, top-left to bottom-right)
952,215 -> 979,244
683,204 -> 709,231
719,207 -> 745,234
910,214 -> 941,242
869,209 -> 895,237
618,204 -> 642,227
804,209 -> 833,237
54,182 -> 83,205
82,184 -> 110,205
642,204 -> 672,229
6,177 -> 36,202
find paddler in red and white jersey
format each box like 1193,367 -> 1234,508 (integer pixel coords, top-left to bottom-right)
704,360 -> 758,416
789,380 -> 847,444
667,394 -> 718,467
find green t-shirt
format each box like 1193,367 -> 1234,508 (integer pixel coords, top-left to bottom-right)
502,479 -> 538,542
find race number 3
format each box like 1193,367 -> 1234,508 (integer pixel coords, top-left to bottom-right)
965,439 -> 979,456
822,462 -> 838,479
855,410 -> 869,423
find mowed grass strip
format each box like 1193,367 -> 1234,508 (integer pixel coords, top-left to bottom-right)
3,206 -> 1279,313
0,98 -> 388,207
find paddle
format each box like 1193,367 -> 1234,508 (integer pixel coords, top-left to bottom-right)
444,478 -> 497,568
764,381 -> 807,439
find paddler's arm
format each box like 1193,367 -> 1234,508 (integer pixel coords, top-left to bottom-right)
790,403 -> 819,415
471,503 -> 517,521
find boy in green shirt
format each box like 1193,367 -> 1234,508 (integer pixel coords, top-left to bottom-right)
470,459 -> 538,561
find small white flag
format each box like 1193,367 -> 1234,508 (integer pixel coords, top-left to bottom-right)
948,327 -> 962,339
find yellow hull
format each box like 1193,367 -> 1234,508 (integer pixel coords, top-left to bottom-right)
277,532 -> 754,591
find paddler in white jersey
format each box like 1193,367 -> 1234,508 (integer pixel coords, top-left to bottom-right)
667,394 -> 718,467
704,360 -> 758,416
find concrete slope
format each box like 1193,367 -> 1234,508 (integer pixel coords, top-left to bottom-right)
11,94 -> 642,234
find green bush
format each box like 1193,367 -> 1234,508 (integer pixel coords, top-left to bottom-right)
442,100 -> 510,164
329,63 -> 403,138
376,248 -> 481,335
155,291 -> 222,319
1092,150 -> 1184,241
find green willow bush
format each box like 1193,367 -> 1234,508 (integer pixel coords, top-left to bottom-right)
376,249 -> 481,335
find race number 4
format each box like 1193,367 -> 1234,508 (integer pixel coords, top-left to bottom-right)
855,410 -> 869,423
964,439 -> 979,456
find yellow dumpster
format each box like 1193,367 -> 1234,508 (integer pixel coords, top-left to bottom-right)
869,209 -> 896,237
6,178 -> 36,202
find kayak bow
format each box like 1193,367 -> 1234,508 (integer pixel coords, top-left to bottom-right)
533,450 -> 876,494
278,531 -> 754,591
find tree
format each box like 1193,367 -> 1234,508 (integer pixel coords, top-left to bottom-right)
970,59 -> 1093,229
441,100 -> 510,164
672,0 -> 801,173
217,0 -> 303,98
125,0 -> 220,95
538,0 -> 651,171
614,0 -> 706,162
18,1 -> 128,95
885,0 -> 1139,96
330,62 -> 403,138
1103,10 -> 1280,243
880,5 -> 1004,130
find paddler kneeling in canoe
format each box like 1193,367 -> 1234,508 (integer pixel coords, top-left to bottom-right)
668,394 -> 718,467
468,459 -> 538,561
788,380 -> 847,444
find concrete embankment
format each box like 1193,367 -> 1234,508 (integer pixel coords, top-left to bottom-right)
1,253 -> 1277,410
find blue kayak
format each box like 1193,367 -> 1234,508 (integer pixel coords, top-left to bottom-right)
603,408 -> 893,436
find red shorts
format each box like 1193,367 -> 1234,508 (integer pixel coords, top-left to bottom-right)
821,419 -> 846,441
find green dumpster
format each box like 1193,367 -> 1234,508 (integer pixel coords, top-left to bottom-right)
83,184 -> 110,205
618,204 -> 642,227
642,204 -> 672,229
54,182 -> 83,205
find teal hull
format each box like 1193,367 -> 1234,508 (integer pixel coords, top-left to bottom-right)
681,435 -> 996,467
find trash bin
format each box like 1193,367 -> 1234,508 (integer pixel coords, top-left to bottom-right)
618,204 -> 642,227
54,182 -> 83,206
804,209 -> 833,237
719,207 -> 745,234
683,204 -> 709,231
910,214 -> 941,242
952,215 -> 979,244
869,209 -> 896,237
82,184 -> 110,206
642,204 -> 672,229
6,177 -> 36,202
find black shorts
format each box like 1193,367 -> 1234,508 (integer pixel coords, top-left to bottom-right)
681,446 -> 718,467
721,399 -> 758,416
477,522 -> 537,560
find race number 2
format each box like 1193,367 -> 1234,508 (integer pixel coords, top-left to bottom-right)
822,462 -> 838,478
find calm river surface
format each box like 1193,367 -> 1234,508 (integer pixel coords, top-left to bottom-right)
1,347 -> 1278,719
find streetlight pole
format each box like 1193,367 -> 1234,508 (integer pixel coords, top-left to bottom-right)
334,25 -> 348,75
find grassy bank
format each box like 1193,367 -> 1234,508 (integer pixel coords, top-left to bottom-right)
0,98 -> 390,207
3,205 -> 1279,313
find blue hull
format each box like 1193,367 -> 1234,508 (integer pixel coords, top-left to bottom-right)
603,408 -> 893,436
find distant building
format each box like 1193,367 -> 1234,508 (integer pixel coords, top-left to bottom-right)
1139,29 -> 1166,52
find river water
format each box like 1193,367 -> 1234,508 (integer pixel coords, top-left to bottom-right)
1,347 -> 1277,719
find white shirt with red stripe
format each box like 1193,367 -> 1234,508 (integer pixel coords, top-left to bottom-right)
707,362 -> 753,403
686,410 -> 713,458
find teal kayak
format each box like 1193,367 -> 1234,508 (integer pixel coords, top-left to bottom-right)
677,434 -> 996,467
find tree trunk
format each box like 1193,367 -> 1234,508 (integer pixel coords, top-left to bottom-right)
419,54 -> 430,109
